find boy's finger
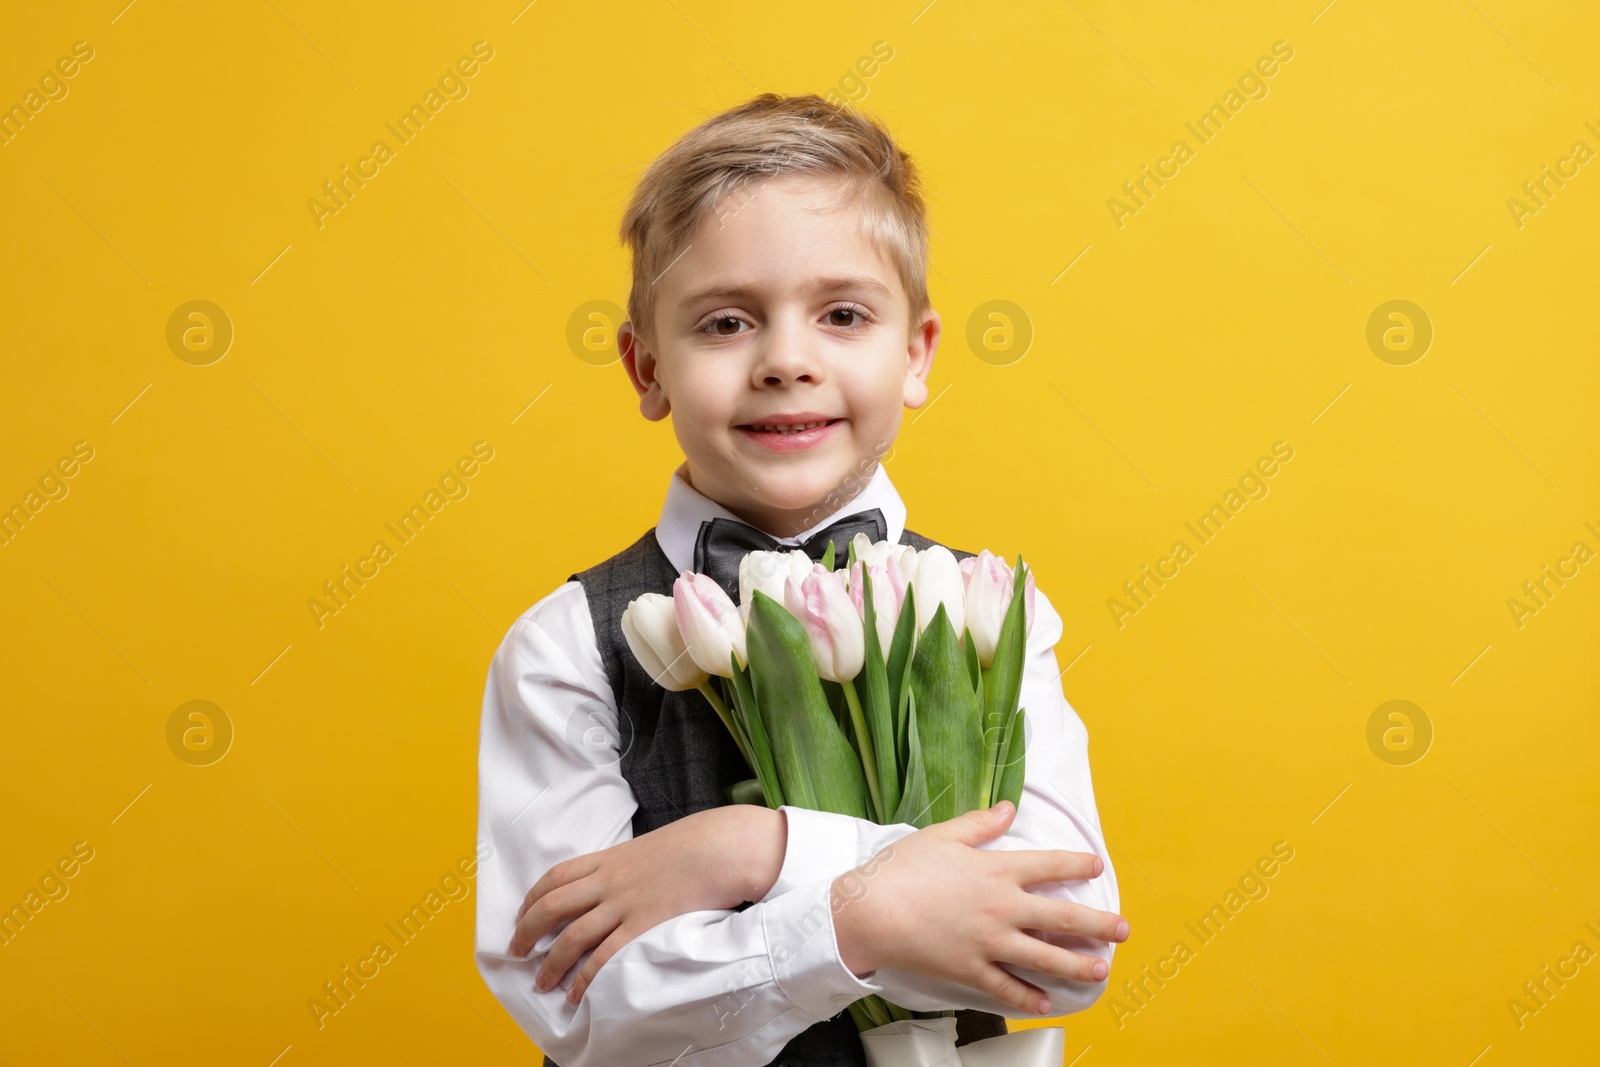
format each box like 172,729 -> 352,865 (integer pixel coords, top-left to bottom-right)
1000,929 -> 1110,985
975,961 -> 1052,1017
1002,847 -> 1103,887
536,910 -> 615,993
1016,895 -> 1129,944
509,882 -> 600,956
517,853 -> 601,923
934,806 -> 1011,844
569,927 -> 630,1005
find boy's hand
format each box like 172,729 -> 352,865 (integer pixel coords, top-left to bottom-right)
508,804 -> 784,1004
830,800 -> 1129,1017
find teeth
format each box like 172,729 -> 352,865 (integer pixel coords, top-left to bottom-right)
748,420 -> 832,434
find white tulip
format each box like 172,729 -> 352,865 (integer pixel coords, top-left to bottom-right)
621,593 -> 709,691
739,548 -> 814,625
908,544 -> 965,638
850,532 -> 916,572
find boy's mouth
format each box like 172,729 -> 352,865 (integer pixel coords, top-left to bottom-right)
737,418 -> 842,434
735,416 -> 844,452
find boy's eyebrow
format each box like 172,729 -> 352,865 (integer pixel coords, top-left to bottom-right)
677,274 -> 894,309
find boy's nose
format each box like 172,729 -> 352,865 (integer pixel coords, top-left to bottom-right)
752,321 -> 823,385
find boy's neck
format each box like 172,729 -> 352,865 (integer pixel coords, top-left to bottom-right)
678,461 -> 871,542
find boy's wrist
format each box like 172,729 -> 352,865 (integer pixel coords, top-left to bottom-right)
830,869 -> 881,977
702,803 -> 787,908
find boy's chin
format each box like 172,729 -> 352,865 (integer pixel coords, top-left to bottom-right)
746,463 -> 868,511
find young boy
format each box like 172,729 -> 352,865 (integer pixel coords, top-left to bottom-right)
474,93 -> 1127,1067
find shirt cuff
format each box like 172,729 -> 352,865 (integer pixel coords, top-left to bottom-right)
762,805 -> 910,905
762,872 -> 885,1022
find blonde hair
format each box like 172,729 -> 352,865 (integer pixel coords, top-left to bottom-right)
619,92 -> 930,349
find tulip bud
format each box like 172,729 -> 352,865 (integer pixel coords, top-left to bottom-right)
674,571 -> 748,678
784,563 -> 866,682
848,558 -> 899,656
962,550 -> 1013,667
621,593 -> 709,691
739,548 -> 814,625
909,544 -> 965,637
961,552 -> 1036,652
850,532 -> 916,572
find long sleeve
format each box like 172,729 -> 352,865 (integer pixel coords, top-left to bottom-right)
473,581 -> 892,1067
758,587 -> 1119,1018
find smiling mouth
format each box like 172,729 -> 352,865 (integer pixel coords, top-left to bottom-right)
737,418 -> 843,434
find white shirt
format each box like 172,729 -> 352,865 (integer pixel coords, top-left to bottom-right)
473,462 -> 1120,1067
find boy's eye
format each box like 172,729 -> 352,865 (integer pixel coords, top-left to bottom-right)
825,304 -> 871,330
704,316 -> 745,336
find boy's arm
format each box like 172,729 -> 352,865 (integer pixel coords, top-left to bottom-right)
760,587 -> 1121,1018
474,582 -> 891,1067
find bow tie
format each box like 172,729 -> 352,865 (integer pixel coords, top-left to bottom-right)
691,508 -> 888,602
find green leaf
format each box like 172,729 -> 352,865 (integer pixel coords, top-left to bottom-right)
729,657 -> 784,809
822,678 -> 849,735
962,625 -> 982,691
908,601 -> 985,823
745,591 -> 869,817
886,585 -> 917,772
722,778 -> 767,806
820,540 -> 836,570
891,688 -> 932,827
724,656 -> 755,761
859,568 -> 901,822
993,706 -> 1027,813
979,559 -> 1030,803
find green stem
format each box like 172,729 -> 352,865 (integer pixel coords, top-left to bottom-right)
846,994 -> 893,1031
841,677 -> 883,822
696,681 -> 755,773
978,711 -> 998,810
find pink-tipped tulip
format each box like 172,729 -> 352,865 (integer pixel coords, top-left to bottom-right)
961,551 -> 1036,665
784,563 -> 866,682
848,558 -> 901,656
673,571 -> 747,678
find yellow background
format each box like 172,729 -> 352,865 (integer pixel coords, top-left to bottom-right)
2,1 -> 1596,1063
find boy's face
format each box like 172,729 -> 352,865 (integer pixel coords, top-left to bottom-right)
620,171 -> 938,539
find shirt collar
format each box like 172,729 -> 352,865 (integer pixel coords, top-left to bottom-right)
654,460 -> 908,575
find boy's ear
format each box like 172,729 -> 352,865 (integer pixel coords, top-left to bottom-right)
902,307 -> 941,409
619,321 -> 671,421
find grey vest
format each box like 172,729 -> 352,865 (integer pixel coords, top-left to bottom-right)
549,524 -> 1007,1066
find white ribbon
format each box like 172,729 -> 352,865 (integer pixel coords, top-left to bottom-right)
859,1017 -> 964,1067
859,1018 -> 1066,1067
956,1026 -> 1065,1067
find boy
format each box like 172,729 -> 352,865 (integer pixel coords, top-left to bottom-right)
474,93 -> 1127,1066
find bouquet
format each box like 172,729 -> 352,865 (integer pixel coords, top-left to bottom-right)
622,533 -> 1065,1065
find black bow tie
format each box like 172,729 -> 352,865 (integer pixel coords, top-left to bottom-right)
691,508 -> 888,602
